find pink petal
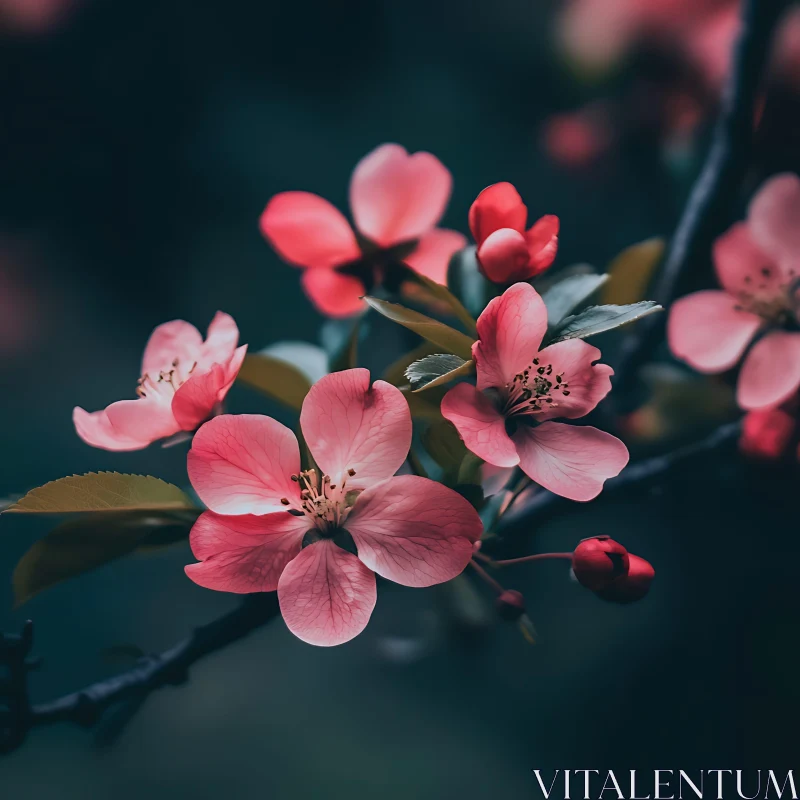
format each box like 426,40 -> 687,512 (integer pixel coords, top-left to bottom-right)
474,282 -> 548,391
141,319 -> 203,376
301,269 -> 366,318
299,369 -> 412,489
185,510 -> 309,593
477,228 -> 533,284
713,222 -> 787,298
737,331 -> 800,410
668,290 -> 762,373
104,395 -> 180,445
748,173 -> 800,269
440,383 -> 519,467
72,407 -> 151,452
346,475 -> 482,587
201,311 -> 240,366
402,228 -> 467,285
277,539 -> 376,646
513,422 -> 629,502
221,343 -> 248,391
259,191 -> 361,269
524,214 -> 560,276
740,407 -> 796,460
468,182 -> 527,246
533,339 -> 613,421
187,414 -> 301,515
349,144 -> 452,247
172,364 -> 227,431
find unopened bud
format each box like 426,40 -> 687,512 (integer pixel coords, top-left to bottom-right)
571,535 -> 629,591
495,590 -> 526,621
595,554 -> 655,604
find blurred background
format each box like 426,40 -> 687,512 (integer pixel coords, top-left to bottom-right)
1,0 -> 800,797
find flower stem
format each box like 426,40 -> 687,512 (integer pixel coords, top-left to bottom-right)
488,552 -> 573,568
468,558 -> 505,594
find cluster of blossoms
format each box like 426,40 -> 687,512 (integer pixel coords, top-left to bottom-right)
63,142 -> 662,647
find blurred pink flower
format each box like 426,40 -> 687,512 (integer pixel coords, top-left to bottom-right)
184,368 -> 482,646
260,144 -> 466,318
468,183 -> 559,284
669,174 -> 800,411
74,312 -> 246,451
739,405 -> 796,460
0,0 -> 79,33
541,110 -> 612,168
441,283 -> 628,501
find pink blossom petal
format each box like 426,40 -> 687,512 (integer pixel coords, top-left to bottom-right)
440,383 -> 519,467
668,290 -> 762,373
402,228 -> 467,285
202,311 -> 240,366
740,407 -> 796,460
300,369 -> 412,489
346,475 -> 482,587
185,510 -> 309,593
713,222 -> 787,297
513,422 -> 629,502
481,463 -> 514,496
468,182 -> 527,246
73,407 -> 151,452
172,364 -> 226,431
141,319 -> 203,376
477,228 -> 533,284
104,395 -> 180,445
260,191 -> 361,269
474,282 -> 548,391
349,144 -> 452,247
187,414 -> 301,515
748,173 -> 800,269
524,214 -> 560,275
301,269 -> 366,318
737,331 -> 800,410
221,343 -> 248,391
533,339 -> 613,421
278,540 -> 376,646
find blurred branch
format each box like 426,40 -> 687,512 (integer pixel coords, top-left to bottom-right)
614,0 -> 789,401
0,594 -> 279,754
496,421 -> 742,541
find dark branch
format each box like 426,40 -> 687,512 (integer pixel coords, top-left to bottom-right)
1,593 -> 279,752
496,421 -> 742,540
614,0 -> 789,402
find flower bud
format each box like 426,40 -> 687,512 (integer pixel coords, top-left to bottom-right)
571,535 -> 629,591
595,555 -> 655,604
495,590 -> 526,621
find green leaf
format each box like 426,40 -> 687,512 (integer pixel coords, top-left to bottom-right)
363,297 -> 475,360
399,266 -> 478,336
406,354 -> 475,392
541,273 -> 609,327
383,343 -> 445,421
549,301 -> 662,343
4,473 -> 195,514
447,245 -> 490,318
237,352 -> 312,410
423,419 -> 470,479
602,237 -> 665,306
12,510 -> 198,606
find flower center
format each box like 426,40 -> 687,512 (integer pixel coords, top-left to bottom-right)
735,266 -> 798,324
283,467 -> 359,533
136,358 -> 197,399
503,358 -> 571,417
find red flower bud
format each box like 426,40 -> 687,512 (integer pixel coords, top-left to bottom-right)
595,554 -> 655,604
495,590 -> 526,621
571,535 -> 630,591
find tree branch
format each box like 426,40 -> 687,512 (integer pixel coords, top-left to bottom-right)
614,0 -> 789,402
496,420 -> 742,541
1,593 -> 279,752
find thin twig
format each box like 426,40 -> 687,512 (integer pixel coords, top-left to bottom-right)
614,0 -> 789,401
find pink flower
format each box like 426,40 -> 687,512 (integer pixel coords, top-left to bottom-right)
74,312 -> 246,451
260,144 -> 466,318
668,174 -> 800,411
184,368 -> 482,646
468,183 -> 559,284
441,283 -> 629,501
739,405 -> 796,460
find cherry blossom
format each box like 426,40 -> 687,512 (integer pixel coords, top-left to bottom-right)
260,144 -> 466,318
441,282 -> 628,501
184,368 -> 483,646
74,312 -> 246,451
